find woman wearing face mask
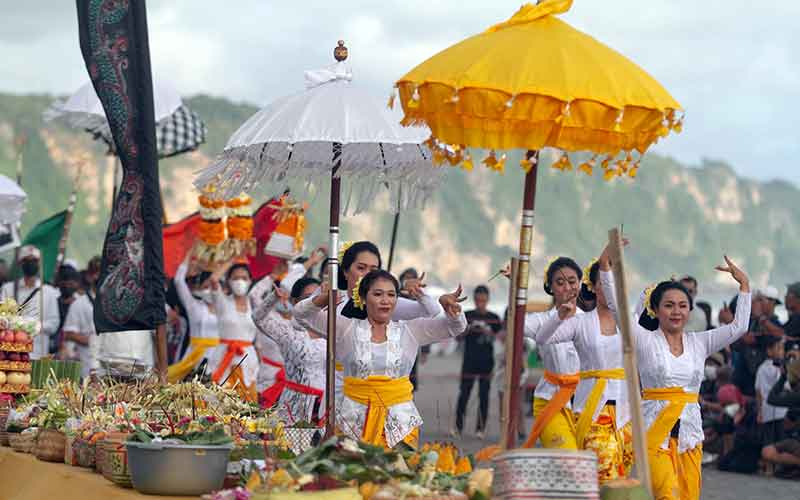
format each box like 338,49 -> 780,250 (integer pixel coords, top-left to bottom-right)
253,277 -> 327,423
534,249 -> 633,484
166,254 -> 221,383
511,257 -> 582,451
295,270 -> 466,448
599,252 -> 750,500
208,259 -> 260,402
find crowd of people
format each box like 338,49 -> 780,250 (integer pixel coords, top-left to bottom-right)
2,236 -> 799,499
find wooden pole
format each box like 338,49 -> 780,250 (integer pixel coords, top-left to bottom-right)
608,227 -> 652,495
55,158 -> 86,273
324,39 -> 349,438
325,158 -> 341,438
500,258 -> 519,450
111,156 -> 120,209
12,132 -> 26,300
387,211 -> 400,272
505,150 -> 539,449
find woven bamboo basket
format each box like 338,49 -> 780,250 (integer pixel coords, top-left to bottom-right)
104,432 -> 132,488
9,429 -> 37,453
35,428 -> 67,462
0,406 -> 9,446
74,437 -> 96,468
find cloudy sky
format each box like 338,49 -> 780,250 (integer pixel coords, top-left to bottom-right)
2,1 -> 798,185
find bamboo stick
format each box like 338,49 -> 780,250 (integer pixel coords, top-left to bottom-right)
501,258 -> 519,450
607,228 -> 652,496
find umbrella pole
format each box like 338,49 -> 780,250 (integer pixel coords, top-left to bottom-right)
387,211 -> 400,272
505,150 -> 539,449
111,156 -> 119,209
325,155 -> 342,438
501,257 -> 519,450
608,228 -> 652,495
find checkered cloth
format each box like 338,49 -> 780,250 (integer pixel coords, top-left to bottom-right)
87,104 -> 207,159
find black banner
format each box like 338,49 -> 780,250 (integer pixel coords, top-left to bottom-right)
77,0 -> 166,332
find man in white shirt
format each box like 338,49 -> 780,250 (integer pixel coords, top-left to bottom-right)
0,245 -> 59,359
681,276 -> 708,332
62,287 -> 155,378
755,336 -> 788,465
61,288 -> 96,377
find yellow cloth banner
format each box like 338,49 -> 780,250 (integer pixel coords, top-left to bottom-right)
575,368 -> 625,446
166,337 -> 220,383
342,375 -> 413,447
642,387 -> 698,451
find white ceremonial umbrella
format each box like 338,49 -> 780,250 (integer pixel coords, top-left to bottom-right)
44,79 -> 208,219
194,41 -> 439,436
0,174 -> 27,226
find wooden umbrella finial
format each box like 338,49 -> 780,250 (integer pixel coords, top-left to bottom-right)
334,40 -> 348,62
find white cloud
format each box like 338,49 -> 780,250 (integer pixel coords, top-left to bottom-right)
0,0 -> 797,184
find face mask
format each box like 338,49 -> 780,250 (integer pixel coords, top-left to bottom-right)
230,279 -> 251,297
59,286 -> 77,299
21,260 -> 39,278
276,301 -> 293,316
704,365 -> 717,381
193,289 -> 213,303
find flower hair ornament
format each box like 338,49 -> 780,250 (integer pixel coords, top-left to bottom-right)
582,258 -> 598,293
542,256 -> 559,289
643,284 -> 657,319
338,241 -> 355,264
352,275 -> 365,310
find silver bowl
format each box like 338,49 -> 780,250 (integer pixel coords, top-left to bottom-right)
126,441 -> 233,496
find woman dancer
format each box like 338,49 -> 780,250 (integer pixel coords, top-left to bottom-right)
167,254 -> 221,383
517,257 -> 583,451
598,252 -> 750,500
534,250 -> 632,483
294,270 -> 466,449
209,259 -> 260,402
301,241 -> 445,406
253,277 -> 326,424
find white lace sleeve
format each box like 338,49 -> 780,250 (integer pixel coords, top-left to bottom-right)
701,292 -> 752,356
407,312 -> 468,347
536,314 -> 578,345
249,276 -> 274,310
599,270 -> 646,339
392,295 -> 440,320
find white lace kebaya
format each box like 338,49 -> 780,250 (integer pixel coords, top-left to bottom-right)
293,297 -> 466,447
599,270 -> 751,452
253,292 -> 326,423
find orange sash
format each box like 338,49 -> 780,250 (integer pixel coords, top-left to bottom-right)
211,339 -> 253,383
523,370 -> 580,448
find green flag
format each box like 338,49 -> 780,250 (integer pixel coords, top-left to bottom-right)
19,211 -> 67,282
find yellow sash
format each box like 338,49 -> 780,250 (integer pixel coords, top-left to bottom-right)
642,387 -> 698,450
523,370 -> 579,448
335,362 -> 343,372
342,375 -> 413,447
575,368 -> 625,446
166,337 -> 220,383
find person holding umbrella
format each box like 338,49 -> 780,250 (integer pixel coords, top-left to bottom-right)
294,269 -> 466,449
598,251 -> 750,500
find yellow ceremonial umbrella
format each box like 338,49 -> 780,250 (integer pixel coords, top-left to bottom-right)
395,0 -> 681,489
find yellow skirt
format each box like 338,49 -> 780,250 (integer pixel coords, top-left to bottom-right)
532,397 -> 577,450
579,404 -> 633,484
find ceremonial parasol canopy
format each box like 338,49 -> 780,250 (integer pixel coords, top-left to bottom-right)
195,43 -> 439,214
0,174 -> 27,226
195,41 -> 438,436
395,0 -> 682,482
396,0 -> 682,176
45,79 -> 207,159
